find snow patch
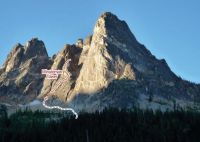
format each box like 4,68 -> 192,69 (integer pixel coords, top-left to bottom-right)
26,100 -> 42,106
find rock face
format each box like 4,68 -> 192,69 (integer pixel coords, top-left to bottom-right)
65,12 -> 200,111
0,38 -> 52,104
69,12 -> 138,101
39,43 -> 82,101
3,43 -> 24,72
0,12 -> 200,111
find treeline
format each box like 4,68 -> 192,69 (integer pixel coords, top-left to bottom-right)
1,107 -> 200,142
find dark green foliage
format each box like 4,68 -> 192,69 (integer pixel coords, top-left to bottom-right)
148,93 -> 153,102
0,105 -> 8,129
1,108 -> 200,142
0,105 -> 7,119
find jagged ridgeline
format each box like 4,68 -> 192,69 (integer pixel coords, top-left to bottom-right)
0,12 -> 200,111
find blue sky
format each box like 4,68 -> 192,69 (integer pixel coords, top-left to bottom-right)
0,0 -> 200,83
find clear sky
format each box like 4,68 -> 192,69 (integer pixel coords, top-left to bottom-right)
0,0 -> 200,83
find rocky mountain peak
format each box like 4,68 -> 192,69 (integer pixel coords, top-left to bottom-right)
23,38 -> 48,60
3,43 -> 24,72
0,38 -> 52,104
67,12 -> 138,101
2,38 -> 49,73
93,12 -> 139,47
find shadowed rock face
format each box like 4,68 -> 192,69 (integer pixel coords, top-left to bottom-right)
23,38 -> 48,60
0,38 -> 52,104
1,12 -> 200,111
3,38 -> 49,73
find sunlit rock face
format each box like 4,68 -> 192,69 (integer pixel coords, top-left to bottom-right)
39,12 -> 138,102
67,12 -> 138,102
39,44 -> 82,101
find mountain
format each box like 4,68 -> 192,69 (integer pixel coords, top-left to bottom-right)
0,38 -> 52,104
0,12 -> 200,112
